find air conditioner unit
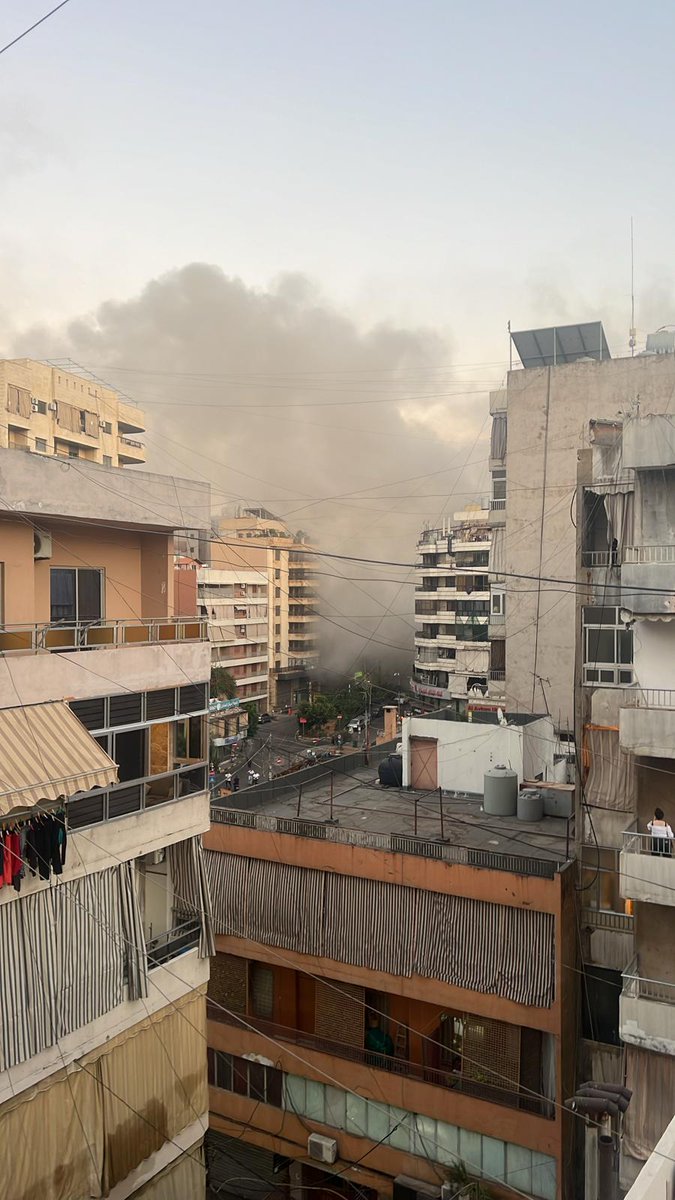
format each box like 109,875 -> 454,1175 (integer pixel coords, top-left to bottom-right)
48,402 -> 58,412
307,1133 -> 337,1165
33,531 -> 53,560
150,848 -> 165,866
31,400 -> 39,412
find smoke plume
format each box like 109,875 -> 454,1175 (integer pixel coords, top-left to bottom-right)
7,264 -> 490,680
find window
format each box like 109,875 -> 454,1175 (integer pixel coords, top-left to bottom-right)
275,588 -> 281,598
275,569 -> 281,579
275,605 -> 281,616
491,591 -> 505,616
250,964 -> 274,1018
492,469 -> 506,501
275,624 -> 281,635
35,438 -> 47,453
208,1050 -> 282,1106
68,447 -> 79,458
274,549 -> 281,561
35,400 -> 47,415
50,567 -> 103,623
103,455 -> 112,467
174,715 -> 204,761
101,421 -> 112,434
275,641 -> 281,652
583,606 -> 633,685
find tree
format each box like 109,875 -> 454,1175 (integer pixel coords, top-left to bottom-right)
242,702 -> 258,739
296,694 -> 336,731
210,667 -> 237,699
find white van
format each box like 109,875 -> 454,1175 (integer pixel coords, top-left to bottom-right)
347,715 -> 366,733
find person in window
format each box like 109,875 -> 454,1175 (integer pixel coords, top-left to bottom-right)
648,808 -> 674,856
365,1012 -> 394,1068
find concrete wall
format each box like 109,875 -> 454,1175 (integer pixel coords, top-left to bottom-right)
620,847 -> 675,908
624,1113 -> 675,1200
0,444 -> 210,529
0,640 -> 211,707
632,618 -> 675,689
620,707 -> 675,759
502,354 -> 675,730
401,718 -> 524,792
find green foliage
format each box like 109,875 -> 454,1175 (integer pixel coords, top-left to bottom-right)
242,702 -> 259,739
442,1161 -> 493,1198
296,693 -> 336,731
210,667 -> 237,699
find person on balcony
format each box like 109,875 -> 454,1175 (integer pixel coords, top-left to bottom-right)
365,1011 -> 394,1068
648,808 -> 674,856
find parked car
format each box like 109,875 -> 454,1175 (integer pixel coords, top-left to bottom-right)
378,753 -> 403,788
347,715 -> 366,733
259,712 -> 272,724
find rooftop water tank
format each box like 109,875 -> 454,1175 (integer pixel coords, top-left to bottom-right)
483,765 -> 518,817
518,788 -> 544,822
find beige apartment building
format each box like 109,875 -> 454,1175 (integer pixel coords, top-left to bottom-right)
0,448 -> 212,1199
218,507 -> 319,708
0,358 -> 146,466
198,539 -> 270,711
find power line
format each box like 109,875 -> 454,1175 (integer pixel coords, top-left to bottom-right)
0,0 -> 73,57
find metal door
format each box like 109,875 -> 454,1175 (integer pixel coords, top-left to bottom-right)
410,737 -> 438,789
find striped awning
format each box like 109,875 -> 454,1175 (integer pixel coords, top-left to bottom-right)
0,701 -> 118,815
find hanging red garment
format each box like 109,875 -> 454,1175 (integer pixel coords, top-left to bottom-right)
6,832 -> 21,887
2,832 -> 12,887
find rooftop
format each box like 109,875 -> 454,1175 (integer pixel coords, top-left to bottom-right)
212,758 -> 573,878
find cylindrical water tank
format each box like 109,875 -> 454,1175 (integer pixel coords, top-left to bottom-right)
483,765 -> 518,816
518,788 -> 544,822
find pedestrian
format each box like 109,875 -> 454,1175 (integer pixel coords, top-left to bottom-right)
233,775 -> 240,792
224,771 -> 232,789
648,807 -> 674,856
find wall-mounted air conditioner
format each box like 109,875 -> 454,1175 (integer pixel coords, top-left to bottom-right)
33,531 -> 53,560
307,1133 -> 337,1165
48,402 -> 58,412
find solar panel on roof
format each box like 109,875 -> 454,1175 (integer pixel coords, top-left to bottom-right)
511,321 -> 611,369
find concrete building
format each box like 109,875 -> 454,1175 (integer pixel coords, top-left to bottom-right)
198,539 -> 270,712
218,508 -> 319,709
574,410 -> 675,1190
0,449 -> 213,1199
204,740 -> 577,1199
489,323 -> 675,731
411,506 -> 505,714
0,358 -> 146,466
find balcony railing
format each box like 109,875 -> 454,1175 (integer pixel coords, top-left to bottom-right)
0,617 -> 207,654
622,958 -> 675,1005
211,805 -> 565,877
581,907 -> 634,933
67,762 -> 208,830
489,669 -> 506,681
581,550 -> 622,568
147,916 -> 201,966
624,544 -> 675,564
206,1005 -> 553,1118
489,498 -> 506,510
622,688 -> 675,709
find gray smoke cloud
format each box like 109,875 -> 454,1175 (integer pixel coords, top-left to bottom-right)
6,264 -> 490,681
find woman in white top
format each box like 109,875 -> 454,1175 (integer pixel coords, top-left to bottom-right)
648,808 -> 674,856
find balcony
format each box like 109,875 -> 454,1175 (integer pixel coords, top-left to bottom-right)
620,823 -> 675,906
117,400 -> 145,434
67,763 -> 208,830
620,958 -> 675,1056
147,916 -> 201,967
488,498 -> 506,526
620,693 -> 675,759
581,550 -> 622,569
207,1005 -> 552,1118
0,616 -> 207,655
622,545 -> 675,616
117,434 -> 146,464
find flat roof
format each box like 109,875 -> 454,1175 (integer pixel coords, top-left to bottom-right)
215,761 -> 572,868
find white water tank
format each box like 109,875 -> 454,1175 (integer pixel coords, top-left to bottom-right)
518,788 -> 544,822
483,765 -> 518,816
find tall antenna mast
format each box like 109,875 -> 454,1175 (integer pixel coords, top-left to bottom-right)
629,216 -> 636,356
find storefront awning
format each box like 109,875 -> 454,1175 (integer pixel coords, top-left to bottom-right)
0,701 -> 118,815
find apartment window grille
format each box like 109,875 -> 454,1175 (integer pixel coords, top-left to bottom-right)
582,606 -> 633,685
208,1050 -> 282,1106
492,469 -> 506,501
35,438 -> 47,452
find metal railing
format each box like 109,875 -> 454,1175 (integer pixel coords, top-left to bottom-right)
119,435 -> 144,449
622,958 -> 675,1004
623,687 -> 675,709
624,544 -> 675,564
622,822 -> 675,855
206,1005 -> 552,1117
489,498 -> 506,510
0,616 -> 207,654
581,550 -> 622,568
147,916 -> 201,966
489,669 -> 506,681
210,806 -> 565,877
581,907 -> 634,933
67,762 -> 208,830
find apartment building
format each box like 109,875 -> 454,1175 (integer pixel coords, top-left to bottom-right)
412,506 -> 504,714
218,507 -> 319,708
204,732 -> 577,1200
0,358 -> 146,466
575,409 -> 675,1190
198,539 -> 270,712
0,449 -> 213,1200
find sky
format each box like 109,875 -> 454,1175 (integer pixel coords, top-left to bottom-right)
2,0 -> 674,669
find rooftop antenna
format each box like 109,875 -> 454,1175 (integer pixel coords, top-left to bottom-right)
629,217 -> 636,356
